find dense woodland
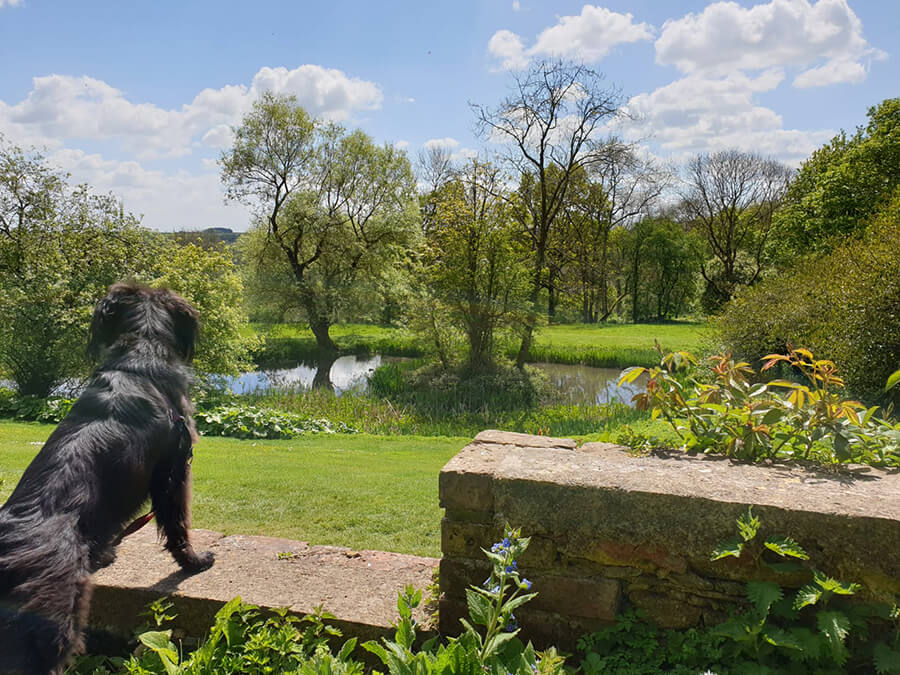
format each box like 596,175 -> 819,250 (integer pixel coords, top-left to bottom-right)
1,60 -> 898,403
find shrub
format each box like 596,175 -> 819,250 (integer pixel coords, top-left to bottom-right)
0,390 -> 74,423
715,189 -> 900,404
619,349 -> 900,466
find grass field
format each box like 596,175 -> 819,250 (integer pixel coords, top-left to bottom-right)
252,320 -> 710,368
0,421 -> 465,557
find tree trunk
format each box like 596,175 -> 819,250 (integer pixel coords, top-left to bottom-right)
311,350 -> 338,389
516,247 -> 545,368
307,306 -> 339,353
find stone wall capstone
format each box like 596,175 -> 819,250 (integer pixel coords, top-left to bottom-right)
438,430 -> 900,650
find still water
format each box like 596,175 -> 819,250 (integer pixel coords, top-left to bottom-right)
225,355 -> 644,406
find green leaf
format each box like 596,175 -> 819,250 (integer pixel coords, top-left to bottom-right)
711,536 -> 744,560
482,630 -> 518,658
874,641 -> 900,673
886,370 -> 900,392
466,587 -> 494,627
618,367 -> 646,385
747,581 -> 782,617
764,536 -> 809,560
794,584 -> 822,610
813,569 -> 861,595
737,508 -> 761,542
817,610 -> 851,664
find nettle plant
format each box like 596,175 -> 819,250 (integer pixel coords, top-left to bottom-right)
619,348 -> 900,465
711,508 -> 900,673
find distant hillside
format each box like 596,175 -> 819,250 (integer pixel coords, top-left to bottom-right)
170,227 -> 241,247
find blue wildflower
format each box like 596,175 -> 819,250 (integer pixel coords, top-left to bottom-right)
505,560 -> 518,573
520,578 -> 532,590
505,613 -> 518,632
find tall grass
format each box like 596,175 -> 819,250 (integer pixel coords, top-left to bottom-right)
239,385 -> 642,438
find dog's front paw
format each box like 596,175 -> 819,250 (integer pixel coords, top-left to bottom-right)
177,550 -> 215,574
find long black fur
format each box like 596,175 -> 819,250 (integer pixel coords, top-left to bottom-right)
0,282 -> 214,674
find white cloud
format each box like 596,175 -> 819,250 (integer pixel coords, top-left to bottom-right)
512,0 -> 521,10
0,0 -> 23,7
487,30 -> 529,70
423,137 -> 460,150
793,58 -> 867,88
49,148 -> 252,230
488,5 -> 654,70
451,148 -> 478,162
656,0 -> 885,87
621,70 -> 832,165
0,65 -> 383,160
394,140 -> 409,150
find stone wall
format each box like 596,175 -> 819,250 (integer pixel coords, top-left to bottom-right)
438,430 -> 900,650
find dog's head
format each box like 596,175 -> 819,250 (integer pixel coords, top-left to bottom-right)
88,282 -> 199,363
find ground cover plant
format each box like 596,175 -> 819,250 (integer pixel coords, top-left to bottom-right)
0,421 -> 462,557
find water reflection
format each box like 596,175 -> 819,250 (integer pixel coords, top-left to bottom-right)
224,355 -> 645,405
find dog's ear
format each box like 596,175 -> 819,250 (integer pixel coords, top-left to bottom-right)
162,293 -> 199,362
87,284 -> 133,361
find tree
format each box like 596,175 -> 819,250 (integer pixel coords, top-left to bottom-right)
221,93 -> 420,352
681,150 -> 792,311
473,59 -> 624,366
0,137 -> 257,396
0,138 -> 159,396
773,97 -> 900,262
153,241 -> 257,377
560,146 -> 669,322
424,159 -> 529,373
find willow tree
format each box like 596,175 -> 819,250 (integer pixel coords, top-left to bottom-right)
220,93 -> 419,352
472,59 -> 624,367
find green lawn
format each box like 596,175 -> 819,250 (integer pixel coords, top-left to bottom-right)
251,320 -> 710,368
0,421 -> 465,557
527,321 -> 711,367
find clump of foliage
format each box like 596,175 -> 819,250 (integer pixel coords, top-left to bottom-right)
79,527 -> 564,675
194,404 -> 357,439
618,348 -> 899,466
577,509 -> 900,674
716,189 -> 900,404
0,390 -> 74,423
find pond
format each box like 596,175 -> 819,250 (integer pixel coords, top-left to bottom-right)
223,354 -> 645,406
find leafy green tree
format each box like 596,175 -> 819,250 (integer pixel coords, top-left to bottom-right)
473,59 -> 624,366
0,137 -> 159,395
221,93 -> 419,352
716,187 -> 900,403
153,241 -> 257,377
424,159 -> 529,373
620,218 -> 701,322
0,137 -> 257,395
774,97 -> 900,262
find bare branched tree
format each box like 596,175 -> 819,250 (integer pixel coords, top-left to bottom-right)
472,58 -> 624,366
681,150 -> 792,309
416,145 -> 455,194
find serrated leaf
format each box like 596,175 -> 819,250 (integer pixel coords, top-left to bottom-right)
465,588 -> 492,627
764,536 -> 809,560
711,536 -> 744,560
874,641 -> 900,673
813,569 -> 861,595
794,584 -> 822,610
817,611 -> 851,664
763,626 -> 804,650
737,508 -> 760,542
747,581 -> 782,617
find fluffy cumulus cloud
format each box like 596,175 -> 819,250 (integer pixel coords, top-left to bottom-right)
49,148 -> 252,230
488,5 -> 653,70
621,69 -> 832,164
0,0 -> 23,7
0,64 -> 384,228
655,0 -> 885,88
0,65 -> 383,160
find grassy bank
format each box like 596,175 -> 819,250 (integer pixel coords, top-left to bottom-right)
250,320 -> 709,368
0,421 -> 464,557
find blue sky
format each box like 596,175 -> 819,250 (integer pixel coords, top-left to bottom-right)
1,1 -> 896,230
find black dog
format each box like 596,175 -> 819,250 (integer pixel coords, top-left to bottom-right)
0,282 -> 214,674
